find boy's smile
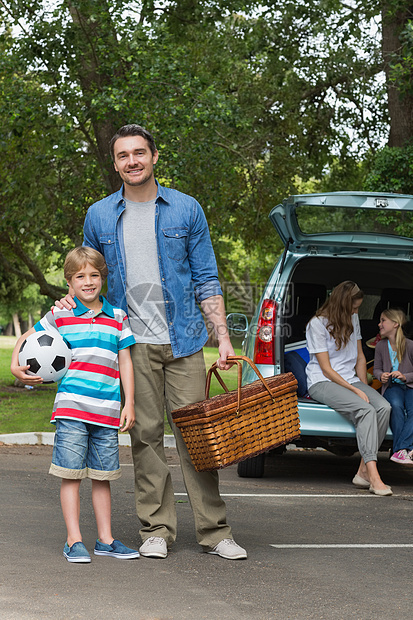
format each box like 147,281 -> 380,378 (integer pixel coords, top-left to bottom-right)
68,263 -> 103,311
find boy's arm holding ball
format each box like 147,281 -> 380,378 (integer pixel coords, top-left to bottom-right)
10,327 -> 44,385
118,347 -> 135,432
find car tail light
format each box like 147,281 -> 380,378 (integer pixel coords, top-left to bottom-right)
253,299 -> 277,365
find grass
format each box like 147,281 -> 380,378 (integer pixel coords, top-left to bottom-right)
0,338 -> 58,434
0,336 -> 242,435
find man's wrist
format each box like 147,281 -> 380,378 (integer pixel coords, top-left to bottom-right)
217,332 -> 231,345
217,329 -> 230,339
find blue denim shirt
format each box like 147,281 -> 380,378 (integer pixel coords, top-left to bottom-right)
83,181 -> 222,358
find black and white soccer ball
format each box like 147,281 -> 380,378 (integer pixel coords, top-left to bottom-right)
18,331 -> 72,383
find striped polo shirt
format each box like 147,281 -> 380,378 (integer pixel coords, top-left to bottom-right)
34,296 -> 135,428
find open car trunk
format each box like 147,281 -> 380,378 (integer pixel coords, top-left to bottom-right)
280,255 -> 413,363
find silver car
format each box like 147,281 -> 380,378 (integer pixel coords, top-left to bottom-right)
228,191 -> 413,477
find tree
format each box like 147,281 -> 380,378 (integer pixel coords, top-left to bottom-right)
0,0 -> 398,310
363,2 -> 413,194
382,1 -> 413,147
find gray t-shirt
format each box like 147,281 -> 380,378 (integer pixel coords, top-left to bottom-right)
122,198 -> 170,344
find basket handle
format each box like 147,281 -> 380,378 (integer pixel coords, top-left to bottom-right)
205,355 -> 275,413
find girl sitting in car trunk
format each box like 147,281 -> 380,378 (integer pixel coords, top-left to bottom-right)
374,308 -> 413,466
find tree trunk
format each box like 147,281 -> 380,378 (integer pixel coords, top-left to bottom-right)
382,4 -> 413,147
0,233 -> 67,300
65,0 -> 125,193
12,313 -> 21,338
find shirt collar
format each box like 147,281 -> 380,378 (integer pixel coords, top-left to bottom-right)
118,181 -> 169,206
115,185 -> 126,209
155,180 -> 171,206
73,296 -> 115,318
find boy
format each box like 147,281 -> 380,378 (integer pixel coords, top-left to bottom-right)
11,247 -> 140,563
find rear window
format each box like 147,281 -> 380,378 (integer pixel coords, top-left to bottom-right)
296,206 -> 413,238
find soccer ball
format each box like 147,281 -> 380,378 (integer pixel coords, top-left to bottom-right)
18,331 -> 72,384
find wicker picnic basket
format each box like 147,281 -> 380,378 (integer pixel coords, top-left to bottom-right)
171,355 -> 300,472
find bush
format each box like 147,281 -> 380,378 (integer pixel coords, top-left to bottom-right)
364,145 -> 413,194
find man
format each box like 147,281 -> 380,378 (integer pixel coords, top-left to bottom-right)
60,124 -> 247,560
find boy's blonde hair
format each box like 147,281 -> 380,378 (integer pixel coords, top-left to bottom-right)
64,247 -> 108,282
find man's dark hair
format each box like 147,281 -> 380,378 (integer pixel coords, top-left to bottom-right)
109,124 -> 157,160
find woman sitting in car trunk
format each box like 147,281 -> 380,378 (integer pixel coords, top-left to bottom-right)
305,280 -> 392,496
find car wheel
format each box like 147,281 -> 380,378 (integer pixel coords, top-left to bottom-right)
237,453 -> 265,478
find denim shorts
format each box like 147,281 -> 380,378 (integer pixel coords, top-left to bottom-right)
49,419 -> 121,481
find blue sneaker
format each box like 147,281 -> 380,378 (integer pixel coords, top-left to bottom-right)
63,541 -> 91,563
94,539 -> 140,559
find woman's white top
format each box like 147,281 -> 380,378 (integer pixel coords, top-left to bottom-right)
305,314 -> 362,390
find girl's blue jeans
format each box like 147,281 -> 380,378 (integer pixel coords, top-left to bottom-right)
384,383 -> 413,453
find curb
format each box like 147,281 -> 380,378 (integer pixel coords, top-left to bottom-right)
0,432 -> 176,449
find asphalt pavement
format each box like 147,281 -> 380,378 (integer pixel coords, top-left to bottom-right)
1,443 -> 413,620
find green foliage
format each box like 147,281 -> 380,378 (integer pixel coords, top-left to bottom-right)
0,281 -> 43,327
319,157 -> 368,193
0,23 -> 104,301
362,144 -> 413,239
364,145 -> 413,194
0,0 -> 397,312
383,1 -> 413,98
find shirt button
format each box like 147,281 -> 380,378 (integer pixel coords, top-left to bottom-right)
175,234 -> 179,237
92,319 -> 95,323
108,240 -> 111,244
169,322 -> 172,326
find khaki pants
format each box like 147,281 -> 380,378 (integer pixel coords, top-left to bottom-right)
309,380 -> 391,463
129,344 -> 232,550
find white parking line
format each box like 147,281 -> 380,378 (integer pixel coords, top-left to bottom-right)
119,468 -> 400,499
118,476 -> 394,499
173,493 -> 377,498
270,544 -> 413,548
